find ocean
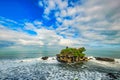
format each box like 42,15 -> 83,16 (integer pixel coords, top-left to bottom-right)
0,49 -> 120,80
0,57 -> 120,80
0,48 -> 120,59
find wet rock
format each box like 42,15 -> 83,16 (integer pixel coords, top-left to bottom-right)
41,56 -> 48,60
52,58 -> 55,60
107,73 -> 117,79
56,55 -> 88,63
95,57 -> 115,62
20,61 -> 23,62
107,73 -> 120,79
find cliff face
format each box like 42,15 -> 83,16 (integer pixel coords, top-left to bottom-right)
56,55 -> 88,63
56,47 -> 89,63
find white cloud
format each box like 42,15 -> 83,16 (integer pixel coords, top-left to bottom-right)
35,28 -> 62,42
81,31 -> 106,40
24,22 -> 36,30
18,39 -> 44,45
34,21 -> 42,25
38,1 -> 43,7
48,0 -> 56,9
59,39 -> 73,46
0,0 -> 120,49
0,22 -> 79,48
0,24 -> 43,47
0,16 -> 18,24
46,0 -> 119,46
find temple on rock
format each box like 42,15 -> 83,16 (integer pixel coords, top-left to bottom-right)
56,47 -> 89,63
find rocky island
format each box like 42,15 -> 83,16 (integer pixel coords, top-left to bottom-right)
56,47 -> 89,63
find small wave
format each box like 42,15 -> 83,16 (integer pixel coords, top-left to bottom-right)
0,61 -> 107,80
18,57 -> 58,63
0,56 -> 120,70
115,59 -> 120,63
0,57 -> 58,70
88,56 -> 120,69
0,56 -> 120,80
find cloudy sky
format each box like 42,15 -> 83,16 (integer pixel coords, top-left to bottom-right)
0,0 -> 120,54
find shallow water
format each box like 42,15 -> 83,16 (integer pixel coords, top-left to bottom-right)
0,57 -> 120,80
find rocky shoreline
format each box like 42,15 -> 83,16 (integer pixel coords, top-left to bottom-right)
41,56 -> 115,63
40,47 -> 115,63
55,47 -> 115,63
95,57 -> 115,62
41,56 -> 48,60
56,55 -> 89,63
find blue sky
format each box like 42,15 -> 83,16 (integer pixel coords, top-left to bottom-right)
0,0 -> 120,52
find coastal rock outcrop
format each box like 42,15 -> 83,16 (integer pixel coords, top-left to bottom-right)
107,72 -> 120,79
95,57 -> 115,62
56,47 -> 89,63
41,56 -> 48,60
56,55 -> 89,63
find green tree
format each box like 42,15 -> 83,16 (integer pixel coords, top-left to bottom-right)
60,47 -> 86,57
78,47 -> 86,53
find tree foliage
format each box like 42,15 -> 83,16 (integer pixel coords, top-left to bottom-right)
60,47 -> 86,57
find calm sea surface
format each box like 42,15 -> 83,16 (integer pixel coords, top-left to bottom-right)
0,49 -> 120,59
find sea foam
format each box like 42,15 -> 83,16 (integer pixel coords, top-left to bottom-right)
88,56 -> 120,69
0,56 -> 120,70
0,56 -> 120,80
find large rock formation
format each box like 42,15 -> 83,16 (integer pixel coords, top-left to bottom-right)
56,47 -> 89,63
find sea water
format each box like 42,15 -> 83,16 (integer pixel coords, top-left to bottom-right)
0,49 -> 120,80
0,57 -> 120,80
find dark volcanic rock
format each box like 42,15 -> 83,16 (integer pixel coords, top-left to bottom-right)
41,56 -> 48,60
107,73 -> 120,79
95,57 -> 115,62
107,73 -> 117,79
